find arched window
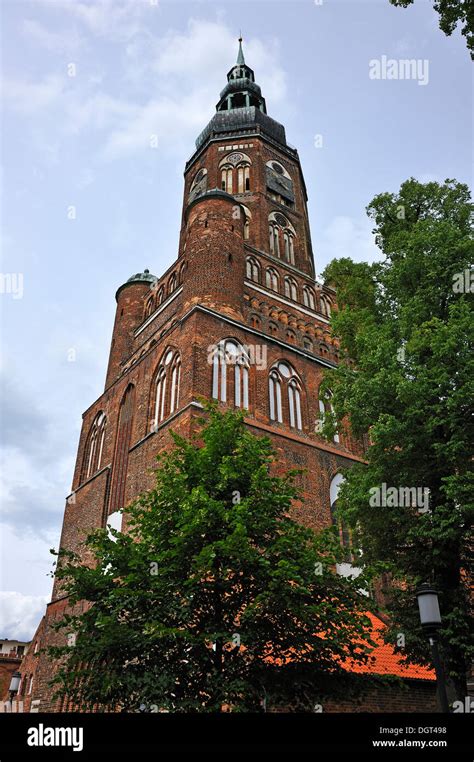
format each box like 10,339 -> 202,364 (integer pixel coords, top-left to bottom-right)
288,378 -> 302,430
237,163 -> 250,193
286,329 -> 296,344
246,256 -> 260,283
221,165 -> 233,193
268,212 -> 296,262
283,231 -> 295,265
81,412 -> 107,482
144,296 -> 154,319
152,349 -> 181,428
268,321 -> 278,336
265,267 -> 279,292
284,276 -> 298,301
168,273 -> 177,295
249,314 -> 261,329
211,339 -> 249,409
109,385 -> 135,513
269,223 -> 280,256
320,294 -> 332,317
268,361 -> 303,430
156,286 -> 164,306
188,167 -> 208,202
303,286 -> 316,310
269,369 -> 282,423
219,152 -> 251,195
178,262 -> 186,284
303,337 -> 313,351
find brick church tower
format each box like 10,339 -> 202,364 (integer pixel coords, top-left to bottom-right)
16,40 -> 436,712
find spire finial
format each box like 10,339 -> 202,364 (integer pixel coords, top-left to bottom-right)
237,34 -> 245,66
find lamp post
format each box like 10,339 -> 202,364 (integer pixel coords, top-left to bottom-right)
415,583 -> 449,713
8,671 -> 21,711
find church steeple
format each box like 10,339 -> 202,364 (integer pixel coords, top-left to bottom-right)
195,36 -> 291,150
236,35 -> 245,66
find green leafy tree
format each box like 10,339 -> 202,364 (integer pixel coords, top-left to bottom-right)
321,178 -> 473,700
49,405 -> 375,712
389,0 -> 474,59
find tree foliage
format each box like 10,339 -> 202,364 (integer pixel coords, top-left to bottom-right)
321,178 -> 473,699
390,0 -> 474,59
49,405 -> 375,712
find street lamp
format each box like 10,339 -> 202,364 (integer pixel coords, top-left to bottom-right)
8,671 -> 21,710
416,584 -> 449,713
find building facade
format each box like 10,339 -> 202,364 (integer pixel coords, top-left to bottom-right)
16,41 -> 435,713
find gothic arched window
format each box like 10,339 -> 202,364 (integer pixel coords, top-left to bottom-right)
211,339 -> 249,409
109,385 -> 135,513
320,294 -> 332,317
152,349 -> 181,428
302,286 -> 316,310
268,212 -> 296,262
81,412 -> 107,482
221,165 -> 233,193
237,163 -> 250,193
188,167 -> 208,202
168,273 -> 177,295
157,285 -> 164,306
219,152 -> 251,195
266,267 -> 279,292
246,256 -> 260,283
144,296 -> 154,319
284,276 -> 298,301
269,222 -> 280,257
268,361 -> 303,430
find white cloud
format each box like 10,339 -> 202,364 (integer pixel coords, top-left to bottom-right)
315,215 -> 382,272
40,0 -> 154,41
4,17 -> 287,162
0,591 -> 49,642
22,18 -> 83,53
2,75 -> 64,115
103,19 -> 288,160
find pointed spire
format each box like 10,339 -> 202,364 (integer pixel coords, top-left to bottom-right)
237,34 -> 245,66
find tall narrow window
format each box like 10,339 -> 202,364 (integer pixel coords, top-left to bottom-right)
82,412 -> 107,482
154,366 -> 167,425
170,355 -> 181,414
303,286 -> 316,310
284,276 -> 298,301
320,294 -> 331,316
221,167 -> 233,193
109,385 -> 135,514
288,379 -> 302,430
236,163 -> 250,192
269,370 -> 282,423
168,273 -> 177,294
152,350 -> 181,427
211,339 -> 249,409
246,257 -> 260,283
268,212 -> 296,262
266,267 -> 279,292
144,296 -> 154,318
268,362 -> 303,430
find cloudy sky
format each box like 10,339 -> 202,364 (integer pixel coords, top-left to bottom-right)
0,0 -> 471,641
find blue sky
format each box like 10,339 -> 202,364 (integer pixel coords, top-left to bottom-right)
0,0 -> 472,640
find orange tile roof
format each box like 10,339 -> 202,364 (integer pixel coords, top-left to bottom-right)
344,612 -> 435,681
